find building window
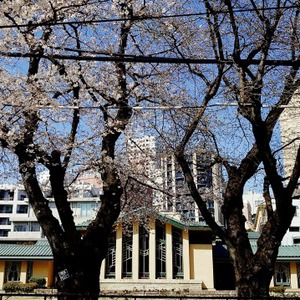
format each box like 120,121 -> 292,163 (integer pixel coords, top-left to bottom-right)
0,217 -> 11,225
0,205 -> 13,213
172,227 -> 183,279
289,226 -> 300,232
139,226 -> 149,278
30,222 -> 40,232
105,232 -> 116,278
156,222 -> 166,278
17,205 -> 28,214
293,238 -> 300,244
26,261 -> 33,282
122,232 -> 132,278
0,190 -> 13,201
0,230 -> 9,237
18,193 -> 27,201
14,223 -> 28,231
79,203 -> 98,217
5,261 -> 21,282
274,263 -> 290,286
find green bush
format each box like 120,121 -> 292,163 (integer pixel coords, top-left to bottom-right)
270,285 -> 286,295
3,281 -> 38,293
28,277 -> 46,288
21,282 -> 38,293
3,281 -> 23,293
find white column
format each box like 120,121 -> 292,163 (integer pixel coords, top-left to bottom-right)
165,223 -> 173,279
149,219 -> 156,280
100,258 -> 105,280
290,262 -> 298,289
115,225 -> 123,280
182,229 -> 190,280
132,222 -> 139,280
20,262 -> 27,283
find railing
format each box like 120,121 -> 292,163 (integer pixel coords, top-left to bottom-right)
0,293 -> 298,300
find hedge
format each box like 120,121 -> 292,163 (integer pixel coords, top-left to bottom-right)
3,281 -> 38,293
28,277 -> 46,288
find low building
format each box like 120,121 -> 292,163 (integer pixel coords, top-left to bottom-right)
0,184 -> 28,238
0,179 -> 101,241
0,240 -> 53,288
100,211 -> 214,294
0,213 -> 299,294
0,212 -> 215,293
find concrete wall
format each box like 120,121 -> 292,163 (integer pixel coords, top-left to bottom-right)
33,261 -> 53,287
189,244 -> 214,289
0,261 -> 4,289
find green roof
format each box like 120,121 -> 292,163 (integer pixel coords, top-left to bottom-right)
277,245 -> 300,260
0,240 -> 53,260
248,232 -> 300,261
117,207 -> 211,230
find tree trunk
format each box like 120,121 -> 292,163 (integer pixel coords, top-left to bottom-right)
232,251 -> 274,298
17,152 -> 113,300
53,242 -> 105,300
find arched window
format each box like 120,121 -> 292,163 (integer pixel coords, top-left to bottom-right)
122,232 -> 132,278
139,226 -> 149,278
5,261 -> 21,282
172,227 -> 183,279
156,222 -> 166,278
274,263 -> 290,286
105,232 -> 116,278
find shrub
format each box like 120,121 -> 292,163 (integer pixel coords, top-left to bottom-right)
3,281 -> 38,293
3,281 -> 23,293
2,281 -> 23,293
28,277 -> 46,288
270,285 -> 286,295
21,282 -> 38,293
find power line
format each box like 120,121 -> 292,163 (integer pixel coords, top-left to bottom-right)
1,103 -> 300,112
1,50 -> 300,66
0,5 -> 299,29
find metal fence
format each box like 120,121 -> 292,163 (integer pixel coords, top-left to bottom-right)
0,294 -> 298,300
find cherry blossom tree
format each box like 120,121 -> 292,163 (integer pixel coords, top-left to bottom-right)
1,0 -> 299,298
0,0 -> 206,298
0,0 -> 165,298
153,1 -> 300,297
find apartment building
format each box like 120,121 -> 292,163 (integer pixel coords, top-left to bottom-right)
243,91 -> 300,244
0,185 -> 28,238
0,174 -> 101,241
126,136 -> 224,225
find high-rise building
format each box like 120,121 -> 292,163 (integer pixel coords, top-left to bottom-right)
244,93 -> 300,244
126,136 -> 159,180
0,185 -> 27,238
160,152 -> 223,224
279,91 -> 300,245
0,174 -> 102,241
126,136 -> 224,224
280,90 -> 300,181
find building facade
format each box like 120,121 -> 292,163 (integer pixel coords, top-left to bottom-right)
0,215 -> 299,293
279,91 -> 300,244
160,152 -> 223,224
100,213 -> 214,293
0,176 -> 101,241
126,136 -> 224,224
0,185 -> 29,238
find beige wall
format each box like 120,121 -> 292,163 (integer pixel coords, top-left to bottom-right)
290,262 -> 298,289
190,244 -> 214,289
32,261 -> 53,287
0,261 -> 5,289
20,261 -> 27,283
